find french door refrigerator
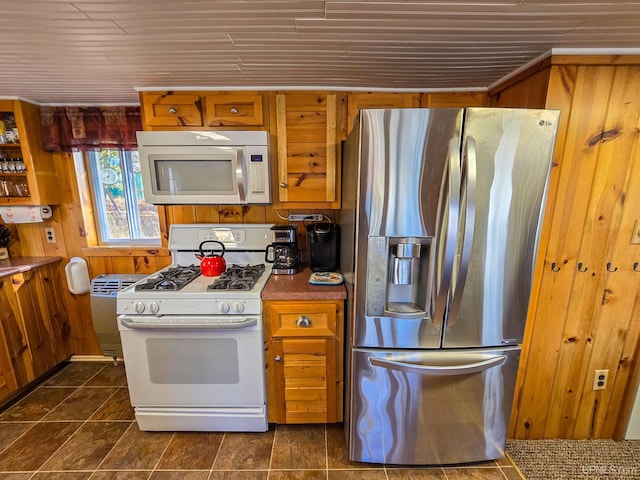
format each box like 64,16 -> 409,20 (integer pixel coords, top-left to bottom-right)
340,108 -> 559,465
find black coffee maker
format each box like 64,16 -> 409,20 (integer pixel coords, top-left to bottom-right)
307,222 -> 340,272
265,225 -> 300,274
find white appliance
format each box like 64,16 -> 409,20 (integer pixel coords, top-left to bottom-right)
90,273 -> 146,360
137,130 -> 270,205
116,223 -> 273,432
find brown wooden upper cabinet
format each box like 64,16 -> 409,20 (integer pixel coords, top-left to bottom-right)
345,91 -> 488,136
346,92 -> 420,136
0,99 -> 60,205
204,92 -> 264,127
274,92 -> 341,209
140,91 -> 266,129
141,92 -> 204,128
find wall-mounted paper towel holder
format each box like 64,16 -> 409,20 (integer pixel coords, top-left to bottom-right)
65,257 -> 90,294
0,205 -> 52,224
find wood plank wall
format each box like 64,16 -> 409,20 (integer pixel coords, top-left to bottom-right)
490,56 -> 640,439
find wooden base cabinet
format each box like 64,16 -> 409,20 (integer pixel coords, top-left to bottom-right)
0,262 -> 72,403
264,300 -> 344,424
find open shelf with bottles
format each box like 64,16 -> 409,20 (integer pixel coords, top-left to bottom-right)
0,100 -> 60,205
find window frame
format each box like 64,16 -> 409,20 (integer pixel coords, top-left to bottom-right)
80,148 -> 161,246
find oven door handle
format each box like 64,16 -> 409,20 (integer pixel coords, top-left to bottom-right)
119,317 -> 258,330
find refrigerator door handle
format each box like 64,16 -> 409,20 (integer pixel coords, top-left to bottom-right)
446,136 -> 477,326
369,354 -> 506,376
432,138 -> 462,327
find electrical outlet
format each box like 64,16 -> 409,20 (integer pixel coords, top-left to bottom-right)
631,219 -> 640,245
288,214 -> 323,222
45,228 -> 56,244
592,369 -> 609,391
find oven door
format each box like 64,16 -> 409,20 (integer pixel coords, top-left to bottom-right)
118,314 -> 265,407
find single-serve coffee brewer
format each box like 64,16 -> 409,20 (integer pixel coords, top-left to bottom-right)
265,225 -> 300,274
307,222 -> 340,272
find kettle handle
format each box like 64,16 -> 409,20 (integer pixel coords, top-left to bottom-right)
199,240 -> 225,258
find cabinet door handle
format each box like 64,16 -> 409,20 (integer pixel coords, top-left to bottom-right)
279,182 -> 288,188
168,106 -> 177,114
296,316 -> 312,327
274,355 -> 281,362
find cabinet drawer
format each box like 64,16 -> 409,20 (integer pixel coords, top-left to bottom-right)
141,93 -> 203,127
204,94 -> 264,127
266,302 -> 337,337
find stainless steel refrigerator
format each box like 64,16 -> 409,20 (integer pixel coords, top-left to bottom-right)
340,108 -> 559,465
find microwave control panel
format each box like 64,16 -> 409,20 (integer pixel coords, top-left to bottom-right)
249,154 -> 266,194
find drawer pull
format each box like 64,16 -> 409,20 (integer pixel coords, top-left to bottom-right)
230,107 -> 239,114
168,106 -> 177,114
274,355 -> 281,362
296,316 -> 312,327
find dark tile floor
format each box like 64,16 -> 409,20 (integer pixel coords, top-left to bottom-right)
0,361 -> 524,480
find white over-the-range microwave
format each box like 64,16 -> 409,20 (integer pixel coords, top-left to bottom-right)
137,130 -> 271,205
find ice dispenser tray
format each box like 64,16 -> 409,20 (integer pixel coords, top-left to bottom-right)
365,236 -> 434,319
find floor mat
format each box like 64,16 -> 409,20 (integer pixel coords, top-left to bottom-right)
507,439 -> 640,480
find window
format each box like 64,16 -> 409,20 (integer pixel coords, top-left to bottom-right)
78,149 -> 160,244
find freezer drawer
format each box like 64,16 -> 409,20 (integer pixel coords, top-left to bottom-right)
348,346 -> 520,465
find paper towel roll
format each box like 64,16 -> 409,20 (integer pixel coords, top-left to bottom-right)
0,205 -> 52,224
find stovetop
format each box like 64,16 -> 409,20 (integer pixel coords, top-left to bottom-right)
133,263 -> 267,292
117,223 -> 275,317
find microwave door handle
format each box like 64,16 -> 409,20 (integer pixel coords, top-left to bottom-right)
119,317 -> 258,330
236,149 -> 246,202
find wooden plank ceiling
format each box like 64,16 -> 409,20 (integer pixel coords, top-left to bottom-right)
0,0 -> 638,104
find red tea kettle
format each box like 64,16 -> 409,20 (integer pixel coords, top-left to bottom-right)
196,240 -> 226,277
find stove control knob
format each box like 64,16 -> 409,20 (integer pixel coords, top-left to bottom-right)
134,302 -> 145,314
218,301 -> 230,314
232,302 -> 244,313
149,302 -> 160,314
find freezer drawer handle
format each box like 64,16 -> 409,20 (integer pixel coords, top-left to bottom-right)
119,317 -> 258,330
369,355 -> 506,376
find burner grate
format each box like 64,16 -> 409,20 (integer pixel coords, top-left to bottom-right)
207,264 -> 266,291
135,265 -> 202,291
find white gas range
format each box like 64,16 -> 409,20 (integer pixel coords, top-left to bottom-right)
116,223 -> 274,432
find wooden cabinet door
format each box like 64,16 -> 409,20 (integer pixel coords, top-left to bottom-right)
12,271 -> 57,380
140,92 -> 203,127
266,337 -> 338,424
275,92 -> 341,208
204,92 -> 264,127
0,323 -> 17,401
0,278 -> 19,400
264,299 -> 344,424
346,92 -> 420,136
34,264 -> 73,363
0,274 -> 33,387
